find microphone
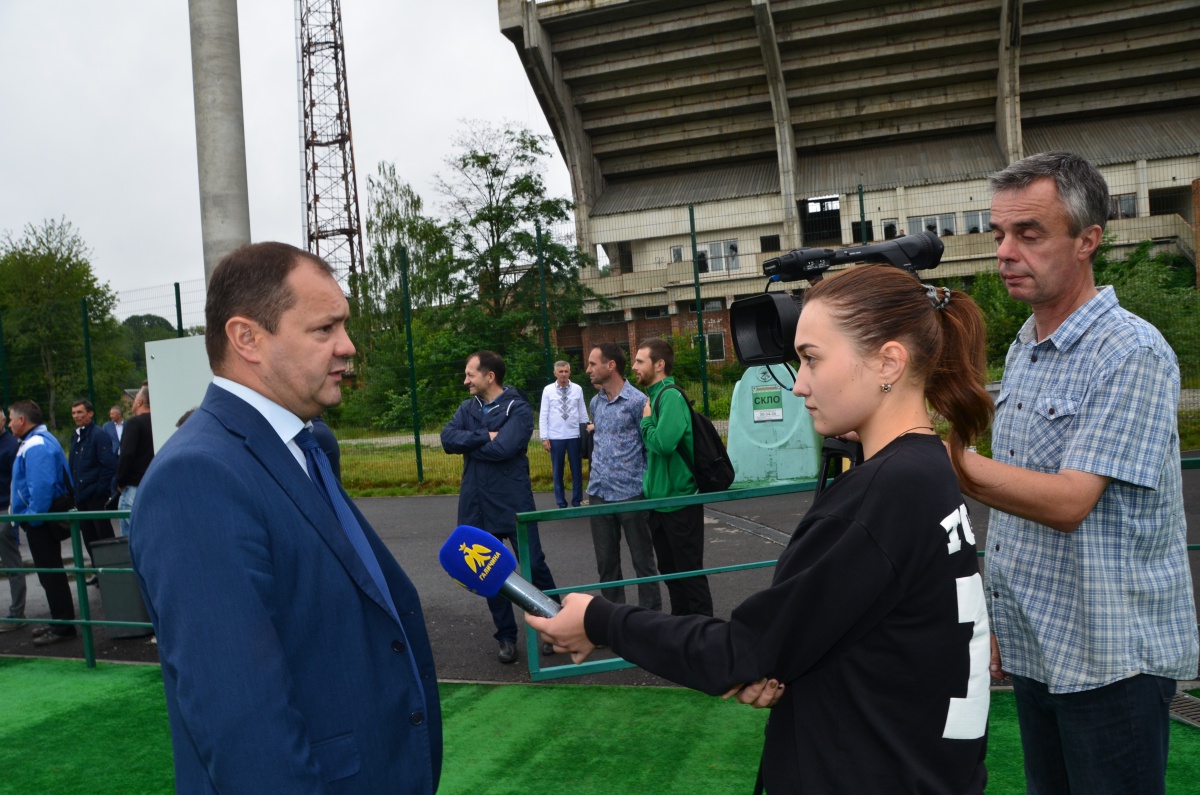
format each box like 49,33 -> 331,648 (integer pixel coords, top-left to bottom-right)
438,525 -> 561,618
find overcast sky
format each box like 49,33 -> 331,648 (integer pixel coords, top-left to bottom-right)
0,1 -> 571,307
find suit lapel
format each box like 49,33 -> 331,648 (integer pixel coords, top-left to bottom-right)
200,385 -> 400,625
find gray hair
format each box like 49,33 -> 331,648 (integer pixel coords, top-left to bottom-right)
989,151 -> 1110,239
554,360 -> 570,370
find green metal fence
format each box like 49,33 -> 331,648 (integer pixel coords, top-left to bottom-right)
1,458 -> 1197,674
0,509 -> 148,669
519,457 -> 1200,683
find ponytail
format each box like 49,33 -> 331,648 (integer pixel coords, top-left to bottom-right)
803,266 -> 993,488
926,288 -> 993,489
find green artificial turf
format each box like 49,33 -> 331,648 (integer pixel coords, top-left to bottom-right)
4,657 -> 1200,794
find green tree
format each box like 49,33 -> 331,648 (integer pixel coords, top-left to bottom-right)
963,271 -> 1028,372
363,161 -> 454,315
1094,237 -> 1199,383
341,122 -> 601,430
434,120 -> 594,327
0,218 -> 128,427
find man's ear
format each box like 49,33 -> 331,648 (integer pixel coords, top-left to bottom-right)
877,340 -> 910,386
1077,224 -> 1103,263
225,316 -> 264,364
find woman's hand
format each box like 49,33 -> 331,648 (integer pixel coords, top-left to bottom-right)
722,678 -> 784,709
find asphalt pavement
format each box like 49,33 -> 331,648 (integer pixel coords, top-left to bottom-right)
3,464 -> 1199,688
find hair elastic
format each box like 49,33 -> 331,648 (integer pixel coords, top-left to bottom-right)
924,284 -> 951,310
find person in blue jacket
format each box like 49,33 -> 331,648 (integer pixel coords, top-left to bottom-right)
9,399 -> 77,646
441,350 -> 559,664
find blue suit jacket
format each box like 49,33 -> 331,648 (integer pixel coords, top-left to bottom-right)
130,384 -> 441,794
101,421 -> 120,454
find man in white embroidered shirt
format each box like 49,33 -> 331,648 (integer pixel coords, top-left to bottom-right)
539,360 -> 588,508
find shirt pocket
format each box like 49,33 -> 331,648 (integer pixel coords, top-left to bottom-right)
1026,394 -> 1078,470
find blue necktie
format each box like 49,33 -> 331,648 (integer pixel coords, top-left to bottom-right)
294,427 -> 399,622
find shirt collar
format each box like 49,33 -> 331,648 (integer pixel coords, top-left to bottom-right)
213,376 -> 306,448
1017,285 -> 1117,352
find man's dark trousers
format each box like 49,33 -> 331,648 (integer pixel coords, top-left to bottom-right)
77,494 -> 115,563
22,523 -> 76,635
549,437 -> 583,508
648,504 -> 712,617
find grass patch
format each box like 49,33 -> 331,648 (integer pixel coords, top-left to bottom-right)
332,406 -> 1196,496
340,440 -> 588,497
4,659 -> 1200,794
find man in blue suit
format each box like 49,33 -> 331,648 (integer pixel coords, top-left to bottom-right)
130,242 -> 441,793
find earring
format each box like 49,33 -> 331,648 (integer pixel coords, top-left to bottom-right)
880,383 -> 892,393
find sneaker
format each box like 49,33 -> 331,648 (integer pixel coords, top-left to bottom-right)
31,624 -> 55,638
86,574 -> 99,586
33,631 -> 77,647
498,639 -> 518,664
0,619 -> 24,634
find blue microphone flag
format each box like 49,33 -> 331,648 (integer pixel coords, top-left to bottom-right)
438,525 -> 517,598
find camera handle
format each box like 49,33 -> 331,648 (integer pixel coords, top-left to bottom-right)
815,437 -> 864,499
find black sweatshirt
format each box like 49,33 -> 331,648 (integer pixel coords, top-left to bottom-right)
116,412 -> 155,488
585,433 -> 989,794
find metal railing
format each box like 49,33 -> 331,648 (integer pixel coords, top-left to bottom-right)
518,457 -> 1200,682
516,479 -> 819,681
0,509 -> 152,668
3,455 -> 1197,674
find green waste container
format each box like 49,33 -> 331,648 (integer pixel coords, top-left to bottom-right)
91,537 -> 153,638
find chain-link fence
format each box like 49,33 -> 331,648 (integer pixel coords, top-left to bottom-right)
2,166 -> 1196,492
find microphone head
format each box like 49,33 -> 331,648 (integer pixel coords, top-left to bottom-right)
439,525 -> 517,598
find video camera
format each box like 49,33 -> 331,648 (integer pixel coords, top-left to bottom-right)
727,231 -> 945,494
731,231 -> 944,366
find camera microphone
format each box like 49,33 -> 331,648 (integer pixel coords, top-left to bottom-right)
762,230 -> 944,283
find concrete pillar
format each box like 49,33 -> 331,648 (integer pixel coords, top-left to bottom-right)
189,0 -> 252,286
1136,159 -> 1150,218
995,0 -> 1023,164
1192,178 -> 1200,286
752,0 -> 802,250
500,0 -> 600,255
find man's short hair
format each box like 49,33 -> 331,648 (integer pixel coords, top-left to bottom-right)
470,350 -> 506,385
136,385 -> 150,407
205,242 -> 335,370
990,151 -> 1110,240
72,398 -> 95,413
110,405 -> 124,418
638,337 -> 674,375
9,399 -> 42,426
554,360 -> 570,370
592,342 -> 626,375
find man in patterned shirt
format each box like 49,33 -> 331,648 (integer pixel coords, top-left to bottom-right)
954,151 -> 1198,794
584,342 -> 661,610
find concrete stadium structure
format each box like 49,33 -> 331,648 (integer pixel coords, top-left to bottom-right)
500,0 -> 1200,361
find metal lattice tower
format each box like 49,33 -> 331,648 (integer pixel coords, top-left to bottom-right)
295,0 -> 364,299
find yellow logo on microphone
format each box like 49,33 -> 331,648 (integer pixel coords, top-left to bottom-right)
460,542 -> 502,579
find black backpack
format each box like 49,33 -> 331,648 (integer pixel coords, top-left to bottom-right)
652,384 -> 735,493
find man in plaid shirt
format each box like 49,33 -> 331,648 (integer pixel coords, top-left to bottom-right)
954,151 -> 1198,794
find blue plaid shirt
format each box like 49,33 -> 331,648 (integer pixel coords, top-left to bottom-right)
586,380 -> 648,502
987,287 -> 1198,693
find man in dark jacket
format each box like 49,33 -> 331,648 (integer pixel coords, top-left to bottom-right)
69,399 -> 118,575
441,350 -> 559,664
